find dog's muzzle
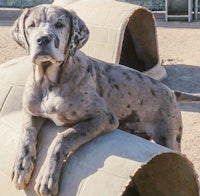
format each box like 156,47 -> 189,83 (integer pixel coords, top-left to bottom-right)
37,35 -> 52,46
33,34 -> 54,64
32,33 -> 62,68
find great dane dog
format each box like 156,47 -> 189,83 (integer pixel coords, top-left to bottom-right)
11,4 -> 200,195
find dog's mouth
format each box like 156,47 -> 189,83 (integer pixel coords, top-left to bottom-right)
32,52 -> 64,74
32,53 -> 55,73
40,60 -> 52,72
33,52 -> 54,63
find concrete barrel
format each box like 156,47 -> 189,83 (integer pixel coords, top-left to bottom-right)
0,56 -> 198,195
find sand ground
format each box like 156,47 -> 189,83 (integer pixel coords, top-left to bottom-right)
0,15 -> 200,183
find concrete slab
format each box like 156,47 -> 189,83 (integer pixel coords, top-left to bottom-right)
0,8 -> 22,21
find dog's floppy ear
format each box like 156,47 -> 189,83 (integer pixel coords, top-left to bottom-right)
11,8 -> 30,50
69,11 -> 89,56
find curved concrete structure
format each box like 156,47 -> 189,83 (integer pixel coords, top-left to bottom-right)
0,55 -> 198,196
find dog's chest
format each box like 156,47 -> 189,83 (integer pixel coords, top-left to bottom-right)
38,87 -> 85,126
25,82 -> 89,127
41,90 -> 61,112
39,90 -> 65,126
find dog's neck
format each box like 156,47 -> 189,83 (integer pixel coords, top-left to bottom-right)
58,54 -> 88,87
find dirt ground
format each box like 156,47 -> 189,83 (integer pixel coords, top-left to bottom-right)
156,19 -> 200,180
0,15 -> 200,184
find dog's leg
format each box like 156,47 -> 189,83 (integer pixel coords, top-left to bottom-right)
154,130 -> 182,151
153,108 -> 182,152
34,111 -> 119,196
12,109 -> 45,189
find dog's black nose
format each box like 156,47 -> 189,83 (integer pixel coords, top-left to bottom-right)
37,35 -> 51,46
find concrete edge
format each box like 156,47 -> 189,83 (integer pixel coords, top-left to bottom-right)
0,8 -> 22,20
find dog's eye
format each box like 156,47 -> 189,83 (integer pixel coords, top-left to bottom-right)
29,22 -> 35,28
55,21 -> 64,28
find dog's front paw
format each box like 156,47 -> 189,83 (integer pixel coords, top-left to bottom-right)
11,146 -> 36,189
34,161 -> 60,196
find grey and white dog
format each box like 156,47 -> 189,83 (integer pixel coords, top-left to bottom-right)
11,4 -> 200,196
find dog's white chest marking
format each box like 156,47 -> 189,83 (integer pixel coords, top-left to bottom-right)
41,90 -> 65,126
42,91 -> 59,108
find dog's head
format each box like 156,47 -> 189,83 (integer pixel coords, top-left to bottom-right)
12,5 -> 89,66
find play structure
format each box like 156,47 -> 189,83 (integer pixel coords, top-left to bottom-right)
0,1 -> 198,195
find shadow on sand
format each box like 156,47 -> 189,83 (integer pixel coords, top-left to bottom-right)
156,20 -> 200,29
162,64 -> 200,113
